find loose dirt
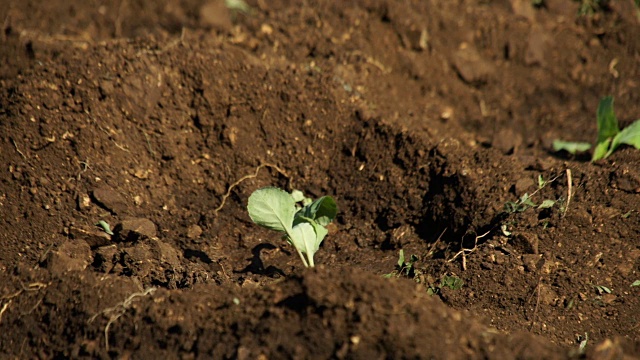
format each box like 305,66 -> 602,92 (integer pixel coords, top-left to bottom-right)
1,0 -> 639,358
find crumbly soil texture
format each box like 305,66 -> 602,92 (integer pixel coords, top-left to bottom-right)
1,0 -> 640,358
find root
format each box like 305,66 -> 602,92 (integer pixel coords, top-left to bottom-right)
213,163 -> 290,216
0,282 -> 48,324
447,230 -> 490,271
88,287 -> 156,352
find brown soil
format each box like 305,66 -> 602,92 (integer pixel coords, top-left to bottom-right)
1,0 -> 640,358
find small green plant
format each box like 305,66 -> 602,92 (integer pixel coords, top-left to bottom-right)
631,280 -> 640,287
383,249 -> 419,278
427,275 -> 464,295
593,284 -> 612,295
554,96 -> 640,161
225,0 -> 252,14
96,220 -> 114,236
247,187 -> 337,268
504,193 -> 556,214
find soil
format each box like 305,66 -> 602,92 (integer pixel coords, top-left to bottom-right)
1,0 -> 640,358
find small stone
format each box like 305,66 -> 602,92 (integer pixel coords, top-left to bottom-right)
153,239 -> 181,265
511,233 -> 539,254
522,254 -> 542,272
92,185 -> 129,215
115,218 -> 157,242
510,0 -> 536,21
187,224 -> 203,239
93,245 -> 118,272
515,177 -> 535,195
44,240 -> 92,274
199,0 -> 232,30
77,193 -> 91,209
601,293 -> 617,305
451,45 -> 496,85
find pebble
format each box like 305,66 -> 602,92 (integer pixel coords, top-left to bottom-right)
44,240 -> 92,275
92,185 -> 129,215
115,218 -> 157,242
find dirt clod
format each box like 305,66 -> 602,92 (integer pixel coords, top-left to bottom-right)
115,218 -> 157,242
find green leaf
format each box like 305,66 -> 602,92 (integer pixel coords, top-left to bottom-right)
607,120 -> 640,158
552,140 -> 592,154
247,187 -> 295,234
538,199 -> 556,209
96,220 -> 114,236
520,193 -> 536,207
290,222 -> 320,267
303,196 -> 337,226
592,137 -> 612,161
290,189 -> 306,203
397,249 -> 405,268
631,280 -> 640,287
596,96 -> 620,144
441,275 -> 464,290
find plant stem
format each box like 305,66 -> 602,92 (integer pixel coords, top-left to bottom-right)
295,248 -> 310,267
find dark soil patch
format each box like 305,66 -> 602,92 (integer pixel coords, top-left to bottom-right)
1,0 -> 640,358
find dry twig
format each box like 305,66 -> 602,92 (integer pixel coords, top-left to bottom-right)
447,230 -> 490,271
213,163 -> 289,215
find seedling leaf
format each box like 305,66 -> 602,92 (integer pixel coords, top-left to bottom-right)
247,187 -> 295,233
303,196 -> 337,226
607,120 -> 640,158
552,140 -> 591,154
596,96 -> 619,144
631,280 -> 640,287
96,220 -> 114,236
290,222 -> 320,267
291,189 -> 306,203
592,138 -> 612,161
441,275 -> 464,290
520,193 -> 536,207
397,249 -> 406,268
538,199 -> 556,209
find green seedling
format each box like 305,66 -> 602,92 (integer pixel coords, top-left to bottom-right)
630,280 -> 640,287
427,275 -> 464,295
504,193 -> 556,214
552,140 -> 591,155
225,0 -> 251,14
554,96 -> 640,161
291,189 -> 313,207
578,333 -> 589,354
247,187 -> 337,268
383,249 -> 419,278
593,284 -> 612,295
96,220 -> 114,236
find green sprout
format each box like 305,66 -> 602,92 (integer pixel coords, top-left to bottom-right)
247,187 -> 337,267
427,275 -> 464,295
96,220 -> 114,236
383,249 -> 421,279
554,96 -> 640,161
